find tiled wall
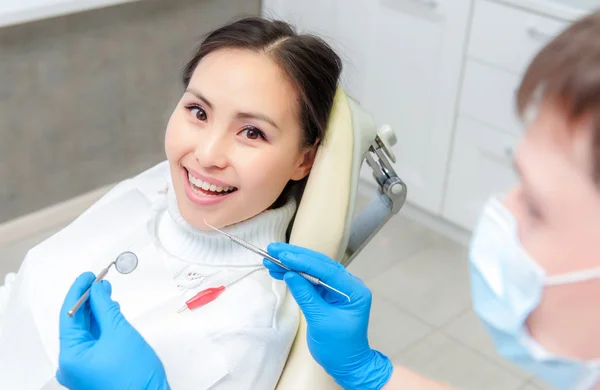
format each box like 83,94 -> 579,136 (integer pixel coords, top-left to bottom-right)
0,0 -> 260,223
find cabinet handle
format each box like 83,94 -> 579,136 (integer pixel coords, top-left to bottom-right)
409,0 -> 439,8
527,26 -> 553,42
504,147 -> 515,160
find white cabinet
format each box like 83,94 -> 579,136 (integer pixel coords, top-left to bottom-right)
459,61 -> 522,136
467,0 -> 569,75
362,0 -> 471,214
441,0 -> 576,231
263,0 -> 588,234
360,0 -> 473,214
442,117 -> 519,230
263,0 -> 473,215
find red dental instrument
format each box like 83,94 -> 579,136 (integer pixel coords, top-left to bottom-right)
177,267 -> 265,313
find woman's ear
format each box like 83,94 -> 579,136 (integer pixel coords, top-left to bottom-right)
290,145 -> 318,181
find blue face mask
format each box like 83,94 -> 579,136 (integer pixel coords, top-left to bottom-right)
469,197 -> 600,390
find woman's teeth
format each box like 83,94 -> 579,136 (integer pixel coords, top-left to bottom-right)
187,172 -> 236,196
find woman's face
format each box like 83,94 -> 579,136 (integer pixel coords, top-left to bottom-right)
165,48 -> 315,230
504,98 -> 600,360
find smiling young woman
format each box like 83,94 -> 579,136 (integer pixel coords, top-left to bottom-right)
166,18 -> 342,230
0,16 -> 343,390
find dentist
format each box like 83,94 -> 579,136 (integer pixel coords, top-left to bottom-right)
57,9 -> 600,390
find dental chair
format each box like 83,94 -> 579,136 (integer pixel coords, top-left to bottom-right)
275,87 -> 407,389
48,85 -> 404,389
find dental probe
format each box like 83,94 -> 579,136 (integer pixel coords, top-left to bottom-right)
204,220 -> 351,302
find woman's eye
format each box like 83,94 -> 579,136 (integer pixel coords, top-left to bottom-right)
185,104 -> 207,121
240,127 -> 266,141
192,107 -> 207,121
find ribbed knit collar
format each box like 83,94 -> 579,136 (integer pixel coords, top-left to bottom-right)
152,186 -> 295,266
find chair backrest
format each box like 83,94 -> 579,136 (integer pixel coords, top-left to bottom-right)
275,86 -> 373,389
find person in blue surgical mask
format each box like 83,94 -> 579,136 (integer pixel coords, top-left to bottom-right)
55,9 -> 600,390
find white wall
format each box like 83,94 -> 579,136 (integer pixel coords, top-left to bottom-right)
261,0 -> 599,241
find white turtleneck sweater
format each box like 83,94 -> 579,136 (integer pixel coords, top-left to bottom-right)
0,161 -> 300,390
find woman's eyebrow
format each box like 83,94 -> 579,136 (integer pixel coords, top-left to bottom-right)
185,88 -> 213,109
186,88 -> 280,130
236,112 -> 280,130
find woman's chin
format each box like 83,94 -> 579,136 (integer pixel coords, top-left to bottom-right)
178,209 -> 233,231
181,213 -> 220,231
181,210 -> 263,232
173,186 -> 272,230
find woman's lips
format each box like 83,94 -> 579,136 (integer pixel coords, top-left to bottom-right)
185,167 -> 236,190
182,167 -> 237,206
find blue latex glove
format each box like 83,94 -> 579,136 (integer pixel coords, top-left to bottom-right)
264,242 -> 393,390
57,272 -> 171,390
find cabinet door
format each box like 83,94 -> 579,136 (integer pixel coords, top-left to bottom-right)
467,0 -> 569,75
442,116 -> 519,231
361,0 -> 472,214
459,60 -> 522,136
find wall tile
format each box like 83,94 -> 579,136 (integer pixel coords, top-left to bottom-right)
0,0 -> 260,223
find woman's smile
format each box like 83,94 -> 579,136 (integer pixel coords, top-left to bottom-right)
182,166 -> 238,206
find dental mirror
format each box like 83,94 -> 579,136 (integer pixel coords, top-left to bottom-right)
67,251 -> 139,317
114,251 -> 138,274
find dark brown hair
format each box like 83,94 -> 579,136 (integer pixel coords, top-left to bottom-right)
181,17 -> 342,212
517,11 -> 600,181
182,16 -> 343,148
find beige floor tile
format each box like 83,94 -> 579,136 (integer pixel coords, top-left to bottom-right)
530,378 -> 557,390
519,384 -> 545,390
394,331 -> 526,390
367,240 -> 471,327
368,296 -> 433,358
443,309 -> 533,379
347,212 -> 440,281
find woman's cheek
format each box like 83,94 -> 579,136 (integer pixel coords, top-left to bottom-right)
164,128 -> 178,160
165,119 -> 193,160
241,164 -> 283,194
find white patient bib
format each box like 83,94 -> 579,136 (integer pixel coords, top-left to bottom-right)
0,161 -> 299,390
0,187 -> 229,389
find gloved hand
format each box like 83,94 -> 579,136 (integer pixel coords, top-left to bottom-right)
57,272 -> 171,390
264,243 -> 394,390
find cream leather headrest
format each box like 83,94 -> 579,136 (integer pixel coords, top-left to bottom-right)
275,86 -> 356,390
288,86 -> 355,258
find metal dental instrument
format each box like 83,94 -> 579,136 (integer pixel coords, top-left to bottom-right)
67,251 -> 139,317
204,220 -> 351,302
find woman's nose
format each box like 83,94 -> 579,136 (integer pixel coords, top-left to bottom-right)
194,131 -> 230,169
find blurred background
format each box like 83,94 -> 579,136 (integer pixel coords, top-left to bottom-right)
1,1 -> 599,389
0,0 -> 259,224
